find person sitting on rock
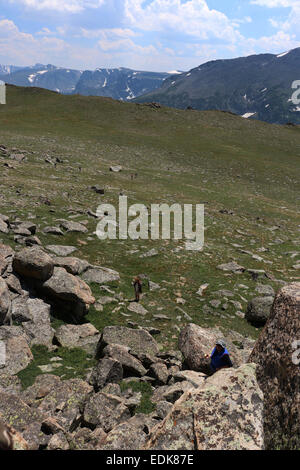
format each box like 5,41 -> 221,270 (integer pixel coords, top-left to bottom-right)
133,276 -> 142,302
209,339 -> 233,374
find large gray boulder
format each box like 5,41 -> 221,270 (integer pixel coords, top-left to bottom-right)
249,282 -> 300,450
42,267 -> 95,318
178,323 -> 254,374
13,247 -> 54,281
144,363 -> 264,450
246,296 -> 274,326
97,326 -> 159,358
54,323 -> 100,355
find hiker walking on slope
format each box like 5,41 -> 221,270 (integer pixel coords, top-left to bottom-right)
133,276 -> 142,302
206,339 -> 233,374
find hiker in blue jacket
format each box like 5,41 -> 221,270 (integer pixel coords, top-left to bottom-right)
209,339 -> 233,374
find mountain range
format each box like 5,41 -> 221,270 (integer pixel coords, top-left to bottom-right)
0,63 -> 174,101
1,48 -> 300,124
134,48 -> 300,125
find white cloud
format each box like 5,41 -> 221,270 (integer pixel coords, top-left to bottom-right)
251,1 -> 297,6
124,0 -> 243,43
9,0 -> 105,13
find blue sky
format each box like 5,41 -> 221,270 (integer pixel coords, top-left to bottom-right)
0,0 -> 300,71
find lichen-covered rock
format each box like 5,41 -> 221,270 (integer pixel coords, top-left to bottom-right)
97,326 -> 159,358
68,427 -> 107,450
37,378 -> 93,432
13,246 -> 54,281
89,357 -> 123,392
0,374 -> 22,395
249,282 -> 300,450
0,326 -> 33,374
144,363 -> 264,450
0,391 -> 46,448
21,374 -> 62,407
101,414 -> 157,450
83,392 -> 131,432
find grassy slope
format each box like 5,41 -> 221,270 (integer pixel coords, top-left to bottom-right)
0,84 -> 299,385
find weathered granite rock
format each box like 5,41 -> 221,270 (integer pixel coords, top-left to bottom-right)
37,378 -> 93,432
149,362 -> 169,385
0,326 -> 33,374
82,266 -> 120,284
178,323 -> 253,374
68,427 -> 107,450
60,220 -> 88,234
145,364 -> 264,450
127,302 -> 148,315
54,323 -> 100,355
0,373 -> 22,395
0,414 -> 29,450
45,245 -> 77,256
246,296 -> 274,326
13,247 -> 54,281
53,256 -> 90,275
97,326 -> 159,357
249,282 -> 300,450
21,374 -> 62,407
101,414 -> 157,450
89,357 -> 123,392
22,298 -> 54,348
42,267 -> 95,318
83,392 -> 131,432
217,261 -> 245,273
103,344 -> 147,377
0,392 -> 46,449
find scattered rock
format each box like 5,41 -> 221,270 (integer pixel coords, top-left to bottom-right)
82,266 -> 120,284
97,326 -> 159,358
54,323 -> 100,355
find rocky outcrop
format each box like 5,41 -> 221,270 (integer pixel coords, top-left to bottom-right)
82,266 -> 120,284
144,363 -> 264,450
249,282 -> 300,450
